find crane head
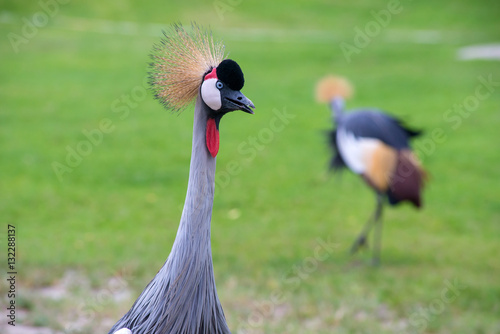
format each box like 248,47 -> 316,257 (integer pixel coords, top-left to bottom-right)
148,23 -> 255,158
149,24 -> 255,115
201,59 -> 255,115
149,23 -> 225,113
201,59 -> 255,158
315,75 -> 353,103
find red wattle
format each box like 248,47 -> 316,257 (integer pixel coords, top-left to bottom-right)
206,118 -> 219,158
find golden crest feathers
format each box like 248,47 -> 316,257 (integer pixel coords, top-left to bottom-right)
149,23 -> 225,112
315,75 -> 353,103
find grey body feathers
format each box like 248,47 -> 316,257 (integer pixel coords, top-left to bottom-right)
341,110 -> 413,149
328,97 -> 421,170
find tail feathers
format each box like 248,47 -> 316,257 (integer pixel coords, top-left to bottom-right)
387,150 -> 426,208
330,153 -> 346,172
394,118 -> 423,138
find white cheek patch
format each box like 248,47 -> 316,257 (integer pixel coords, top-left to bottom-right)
201,78 -> 222,111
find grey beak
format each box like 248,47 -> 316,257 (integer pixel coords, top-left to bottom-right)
239,95 -> 255,114
223,90 -> 255,114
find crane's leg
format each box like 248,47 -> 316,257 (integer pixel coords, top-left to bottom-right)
371,194 -> 384,266
350,194 -> 383,255
350,217 -> 374,255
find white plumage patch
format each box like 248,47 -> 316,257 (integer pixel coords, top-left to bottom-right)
200,78 -> 222,111
113,329 -> 132,334
336,128 -> 380,174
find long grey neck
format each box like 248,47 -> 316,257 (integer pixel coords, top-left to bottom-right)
177,94 -> 216,236
330,96 -> 345,122
108,95 -> 230,334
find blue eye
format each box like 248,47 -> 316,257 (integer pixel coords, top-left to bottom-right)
216,81 -> 223,89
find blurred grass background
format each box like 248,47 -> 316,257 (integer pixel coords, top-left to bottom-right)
1,0 -> 499,333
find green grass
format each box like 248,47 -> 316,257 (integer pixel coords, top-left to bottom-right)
1,0 -> 500,333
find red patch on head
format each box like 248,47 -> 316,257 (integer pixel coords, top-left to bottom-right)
204,67 -> 218,81
206,118 -> 219,158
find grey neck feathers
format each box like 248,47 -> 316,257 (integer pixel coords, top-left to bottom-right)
109,94 -> 231,334
178,94 -> 216,238
330,96 -> 345,122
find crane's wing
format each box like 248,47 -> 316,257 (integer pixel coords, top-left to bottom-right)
393,117 -> 422,138
342,110 -> 421,149
336,109 -> 425,207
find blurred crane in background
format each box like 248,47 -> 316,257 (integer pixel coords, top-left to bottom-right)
110,23 -> 255,334
316,76 -> 426,265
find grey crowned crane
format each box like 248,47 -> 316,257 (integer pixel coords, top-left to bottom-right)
316,76 -> 426,265
109,24 -> 255,334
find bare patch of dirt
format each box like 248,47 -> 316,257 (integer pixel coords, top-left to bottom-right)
0,270 -> 133,334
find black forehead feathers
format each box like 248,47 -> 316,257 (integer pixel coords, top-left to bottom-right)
216,59 -> 244,91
